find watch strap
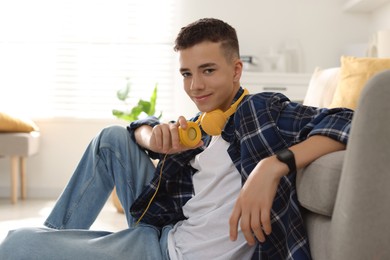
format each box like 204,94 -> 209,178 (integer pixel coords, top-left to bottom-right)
275,148 -> 296,173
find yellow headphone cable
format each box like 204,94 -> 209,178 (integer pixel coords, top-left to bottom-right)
134,152 -> 169,226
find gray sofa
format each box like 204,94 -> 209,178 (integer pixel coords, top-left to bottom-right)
297,70 -> 390,259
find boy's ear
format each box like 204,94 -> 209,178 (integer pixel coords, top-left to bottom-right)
233,59 -> 243,82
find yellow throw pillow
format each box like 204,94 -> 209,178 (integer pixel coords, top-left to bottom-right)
0,112 -> 39,133
329,56 -> 390,110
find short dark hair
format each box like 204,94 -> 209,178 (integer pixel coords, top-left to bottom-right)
174,18 -> 240,62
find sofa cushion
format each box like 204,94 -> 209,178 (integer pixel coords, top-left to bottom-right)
296,150 -> 345,216
329,56 -> 390,110
303,67 -> 340,108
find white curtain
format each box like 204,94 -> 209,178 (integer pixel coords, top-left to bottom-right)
0,0 -> 177,119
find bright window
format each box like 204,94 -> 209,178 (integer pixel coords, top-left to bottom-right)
0,0 -> 177,119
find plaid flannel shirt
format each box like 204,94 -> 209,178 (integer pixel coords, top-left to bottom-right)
127,87 -> 353,260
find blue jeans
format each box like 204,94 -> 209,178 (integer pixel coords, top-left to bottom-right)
0,125 -> 171,260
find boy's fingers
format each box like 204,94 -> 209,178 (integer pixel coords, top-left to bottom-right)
169,122 -> 180,149
229,205 -> 241,241
240,213 -> 256,246
251,209 -> 265,243
177,116 -> 188,129
261,209 -> 272,235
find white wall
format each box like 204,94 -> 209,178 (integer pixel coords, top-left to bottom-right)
176,0 -> 371,71
371,2 -> 390,31
0,0 -> 387,199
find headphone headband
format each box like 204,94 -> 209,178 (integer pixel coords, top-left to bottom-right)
179,88 -> 249,147
223,88 -> 249,118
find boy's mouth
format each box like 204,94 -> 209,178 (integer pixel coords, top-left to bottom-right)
193,93 -> 211,102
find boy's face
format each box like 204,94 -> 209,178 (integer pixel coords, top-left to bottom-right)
179,41 -> 242,113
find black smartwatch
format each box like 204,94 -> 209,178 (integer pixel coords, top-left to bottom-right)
275,148 -> 296,173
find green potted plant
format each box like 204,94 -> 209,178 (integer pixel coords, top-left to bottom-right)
112,79 -> 162,122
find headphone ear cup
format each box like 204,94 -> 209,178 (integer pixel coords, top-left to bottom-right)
178,121 -> 202,147
200,110 -> 228,136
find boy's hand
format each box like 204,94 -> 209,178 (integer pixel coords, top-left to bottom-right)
229,135 -> 346,246
139,116 -> 203,154
229,155 -> 288,245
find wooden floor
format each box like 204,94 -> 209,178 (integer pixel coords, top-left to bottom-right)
0,198 -> 128,243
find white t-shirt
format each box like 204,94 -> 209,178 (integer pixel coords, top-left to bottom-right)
167,136 -> 255,260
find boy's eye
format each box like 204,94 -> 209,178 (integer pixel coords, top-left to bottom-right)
204,68 -> 215,74
181,72 -> 191,78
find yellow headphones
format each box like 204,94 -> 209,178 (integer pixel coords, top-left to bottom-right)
178,88 -> 249,147
135,88 -> 249,226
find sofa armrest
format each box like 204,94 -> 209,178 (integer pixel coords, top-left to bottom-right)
297,151 -> 345,217
330,70 -> 390,260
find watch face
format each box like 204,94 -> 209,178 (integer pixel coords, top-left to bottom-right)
276,149 -> 296,173
277,149 -> 291,160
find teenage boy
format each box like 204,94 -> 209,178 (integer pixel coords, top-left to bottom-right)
0,18 -> 353,259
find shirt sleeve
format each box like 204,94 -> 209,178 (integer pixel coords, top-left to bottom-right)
126,116 -> 161,159
269,93 -> 353,145
237,92 -> 353,147
233,92 -> 354,179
